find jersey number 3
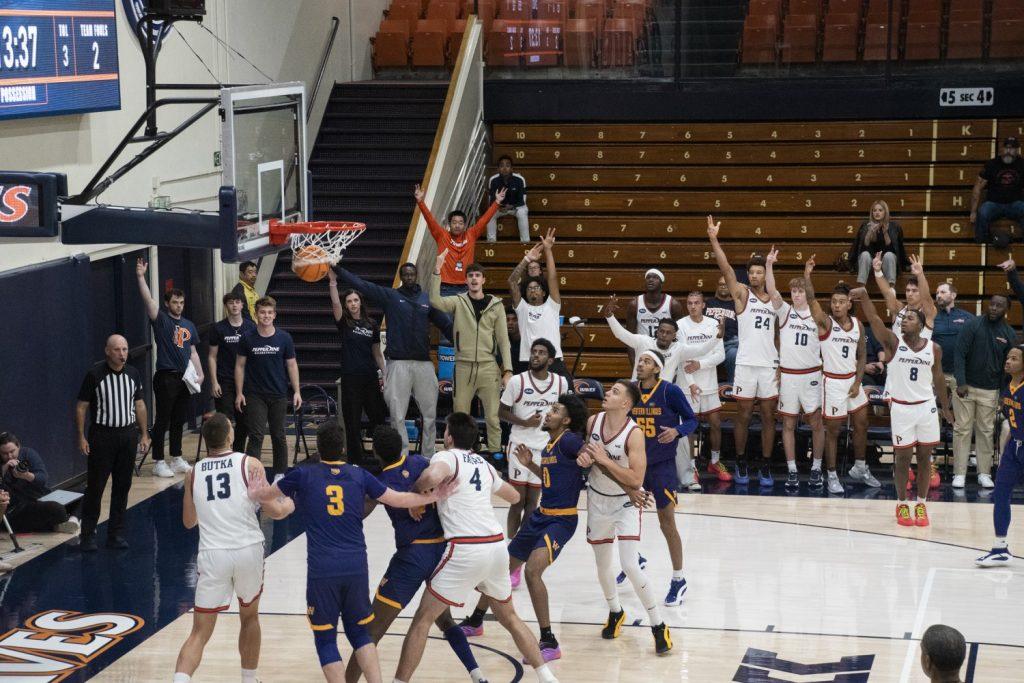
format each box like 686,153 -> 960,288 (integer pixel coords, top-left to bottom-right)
205,473 -> 230,501
326,485 -> 345,516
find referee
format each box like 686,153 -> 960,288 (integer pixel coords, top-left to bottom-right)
75,334 -> 149,552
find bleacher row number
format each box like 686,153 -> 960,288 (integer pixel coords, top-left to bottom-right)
506,126 -> 988,141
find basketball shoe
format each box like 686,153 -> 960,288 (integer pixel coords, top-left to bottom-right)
707,461 -> 733,481
601,610 -> 626,639
896,503 -> 914,526
914,502 -> 929,527
785,471 -> 799,492
652,623 -> 672,655
664,578 -> 687,606
152,460 -> 174,477
976,547 -> 1012,567
809,468 -> 824,489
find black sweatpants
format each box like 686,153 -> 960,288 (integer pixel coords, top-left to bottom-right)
7,499 -> 70,533
340,373 -> 387,464
81,426 -> 138,538
152,369 -> 190,461
213,382 -> 249,453
244,392 -> 289,475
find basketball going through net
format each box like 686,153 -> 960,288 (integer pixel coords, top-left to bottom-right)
269,219 -> 366,282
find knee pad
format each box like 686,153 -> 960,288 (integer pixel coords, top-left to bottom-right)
313,629 -> 342,667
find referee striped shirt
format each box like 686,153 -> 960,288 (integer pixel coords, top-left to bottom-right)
77,361 -> 144,428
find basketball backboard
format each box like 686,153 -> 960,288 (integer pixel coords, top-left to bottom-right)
221,83 -> 309,262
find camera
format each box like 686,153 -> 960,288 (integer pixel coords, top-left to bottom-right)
15,461 -> 29,473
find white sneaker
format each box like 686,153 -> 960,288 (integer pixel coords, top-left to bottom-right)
169,456 -> 192,474
827,472 -> 845,494
976,548 -> 1012,568
979,474 -> 995,488
687,480 -> 702,492
56,516 -> 81,535
952,475 -> 966,488
848,464 -> 881,488
152,460 -> 174,478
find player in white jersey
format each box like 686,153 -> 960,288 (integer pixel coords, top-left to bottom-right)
805,264 -> 881,495
853,290 -> 954,528
579,380 -> 672,655
173,414 -> 290,683
499,337 -> 569,587
395,413 -> 559,683
606,294 -> 691,382
627,269 -> 685,337
764,249 -> 826,493
676,291 -> 727,488
707,215 -> 779,487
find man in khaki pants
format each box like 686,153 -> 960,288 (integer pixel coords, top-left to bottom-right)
430,250 -> 513,454
953,294 -> 1015,489
933,283 -> 974,488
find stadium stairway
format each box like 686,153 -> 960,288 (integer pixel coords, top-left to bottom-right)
268,81 -> 448,389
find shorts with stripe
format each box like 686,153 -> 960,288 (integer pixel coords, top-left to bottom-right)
732,364 -> 779,401
890,399 -> 940,449
822,373 -> 869,420
375,541 -> 446,610
643,458 -> 680,509
194,542 -> 264,612
507,509 -> 578,564
306,573 -> 374,650
685,391 -> 722,417
586,488 -> 642,543
428,537 -> 511,608
507,441 -> 542,487
778,369 -> 822,416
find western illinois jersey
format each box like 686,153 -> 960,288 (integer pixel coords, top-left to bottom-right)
736,287 -> 779,368
538,431 -> 586,511
433,449 -> 504,541
777,303 -> 821,370
820,316 -> 862,378
636,294 -> 673,337
378,454 -> 444,547
501,371 -> 569,450
631,379 -> 698,466
884,339 -> 936,403
276,461 -> 387,579
891,306 -> 933,341
1002,380 -> 1024,442
191,452 -> 264,552
586,412 -> 640,496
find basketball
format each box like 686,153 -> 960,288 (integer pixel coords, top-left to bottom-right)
292,244 -> 330,282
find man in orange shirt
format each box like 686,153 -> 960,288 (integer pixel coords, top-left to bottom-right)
415,185 -> 504,295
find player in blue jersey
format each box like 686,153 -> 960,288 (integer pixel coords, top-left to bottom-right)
344,426 -> 486,683
628,350 -> 697,606
458,394 -> 589,662
978,346 -> 1024,567
247,422 -> 455,683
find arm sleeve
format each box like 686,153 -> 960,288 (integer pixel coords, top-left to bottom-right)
667,384 -> 699,437
695,338 -> 726,369
494,304 -> 513,372
131,368 -> 144,400
276,468 -> 303,499
208,324 -> 223,347
363,470 -> 388,500
371,320 -> 382,347
429,274 -> 457,314
488,463 -> 503,492
429,306 -> 454,340
77,372 -> 96,402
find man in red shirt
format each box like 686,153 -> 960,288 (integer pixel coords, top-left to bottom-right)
415,185 -> 504,295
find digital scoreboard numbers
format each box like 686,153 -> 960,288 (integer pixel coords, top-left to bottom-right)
0,0 -> 120,120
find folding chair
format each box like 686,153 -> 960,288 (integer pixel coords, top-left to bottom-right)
292,384 -> 338,465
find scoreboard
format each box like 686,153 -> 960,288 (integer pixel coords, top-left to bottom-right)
0,0 -> 120,120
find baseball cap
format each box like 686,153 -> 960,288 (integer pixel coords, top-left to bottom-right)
1004,136 -> 1021,148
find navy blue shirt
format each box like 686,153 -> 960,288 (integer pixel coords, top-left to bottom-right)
379,454 -> 444,547
277,461 -> 387,579
704,297 -> 737,342
932,306 -> 974,374
1003,380 -> 1024,442
489,172 -> 527,207
152,310 -> 198,373
238,328 -> 296,397
336,317 -> 380,376
210,318 -> 257,384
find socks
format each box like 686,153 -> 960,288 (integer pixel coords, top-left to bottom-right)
711,450 -> 720,464
535,663 -> 558,682
606,595 -> 623,612
465,607 -> 487,628
444,625 -> 480,673
470,669 -> 487,683
854,459 -> 867,469
995,537 -> 1008,550
672,569 -> 684,581
787,460 -> 797,473
645,602 -> 662,626
173,675 -> 191,683
812,458 -> 822,471
539,626 -> 556,643
917,497 -> 926,504
241,669 -> 257,683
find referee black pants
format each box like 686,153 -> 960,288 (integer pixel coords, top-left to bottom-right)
340,372 -> 387,466
82,426 -> 137,539
152,369 -> 190,461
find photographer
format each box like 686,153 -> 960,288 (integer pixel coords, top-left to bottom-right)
0,433 -> 79,534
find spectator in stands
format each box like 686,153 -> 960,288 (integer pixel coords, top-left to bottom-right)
704,276 -> 738,382
485,155 -> 530,243
235,296 -> 302,477
430,251 -> 513,456
231,260 -> 259,321
326,271 -> 387,463
919,624 -> 966,683
0,433 -> 79,535
932,283 -> 974,488
506,307 -> 528,375
415,184 -> 504,295
862,323 -> 887,387
954,294 -> 1014,490
507,229 -> 570,379
849,200 -> 908,285
136,257 -> 203,479
333,262 -> 450,458
208,292 -> 256,453
999,258 -> 1024,339
971,137 -> 1024,246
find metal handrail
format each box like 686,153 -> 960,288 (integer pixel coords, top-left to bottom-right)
308,16 -> 341,122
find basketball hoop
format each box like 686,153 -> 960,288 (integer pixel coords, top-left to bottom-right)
269,219 -> 366,266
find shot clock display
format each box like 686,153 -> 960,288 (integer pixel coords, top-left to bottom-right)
0,0 -> 120,120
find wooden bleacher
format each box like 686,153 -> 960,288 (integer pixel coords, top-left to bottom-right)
485,118 -> 1024,384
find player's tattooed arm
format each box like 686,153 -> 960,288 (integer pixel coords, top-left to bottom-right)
803,255 -> 829,335
706,215 -> 744,302
849,287 -> 899,360
508,242 -> 543,306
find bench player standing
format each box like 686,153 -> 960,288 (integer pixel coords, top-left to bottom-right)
498,338 -> 569,590
579,380 -> 673,655
764,249 -> 825,493
707,215 -> 779,486
173,414 -> 288,683
977,346 -> 1024,567
393,413 -> 558,683
625,269 -> 685,370
852,290 -> 953,527
631,351 -> 697,606
247,422 -> 455,683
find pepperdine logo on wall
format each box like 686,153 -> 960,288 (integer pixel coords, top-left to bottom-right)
123,0 -> 175,49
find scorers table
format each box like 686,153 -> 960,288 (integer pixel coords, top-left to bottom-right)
0,0 -> 120,120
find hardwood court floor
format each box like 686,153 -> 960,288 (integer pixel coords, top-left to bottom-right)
94,493 -> 1024,682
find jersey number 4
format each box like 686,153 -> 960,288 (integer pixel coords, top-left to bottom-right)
469,468 -> 482,491
205,473 -> 230,501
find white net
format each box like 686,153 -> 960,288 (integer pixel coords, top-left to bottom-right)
289,224 -> 365,266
